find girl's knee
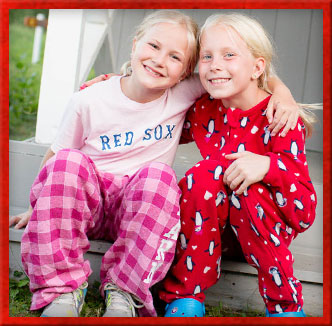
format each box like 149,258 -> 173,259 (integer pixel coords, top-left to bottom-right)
187,159 -> 227,180
53,149 -> 91,164
48,149 -> 94,173
181,159 -> 227,195
130,163 -> 181,212
137,162 -> 179,188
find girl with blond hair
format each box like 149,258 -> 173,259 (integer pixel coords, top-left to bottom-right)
161,13 -> 317,317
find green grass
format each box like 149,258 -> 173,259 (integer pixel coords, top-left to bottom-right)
205,302 -> 264,317
9,273 -> 263,317
9,274 -> 105,317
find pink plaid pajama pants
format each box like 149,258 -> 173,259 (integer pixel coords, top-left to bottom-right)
21,149 -> 181,317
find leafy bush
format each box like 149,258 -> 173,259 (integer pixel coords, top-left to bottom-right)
9,13 -> 46,140
9,9 -> 97,141
9,9 -> 49,25
9,57 -> 39,137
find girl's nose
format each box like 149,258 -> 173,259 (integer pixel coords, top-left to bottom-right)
210,58 -> 222,71
152,52 -> 166,67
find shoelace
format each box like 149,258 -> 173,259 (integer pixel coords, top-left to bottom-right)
52,282 -> 88,308
104,283 -> 144,316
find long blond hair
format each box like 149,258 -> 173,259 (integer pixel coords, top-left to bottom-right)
200,13 -> 320,137
121,10 -> 199,79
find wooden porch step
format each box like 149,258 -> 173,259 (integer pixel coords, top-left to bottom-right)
9,139 -> 323,316
8,218 -> 323,316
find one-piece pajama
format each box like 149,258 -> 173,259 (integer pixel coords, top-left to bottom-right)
160,94 -> 317,314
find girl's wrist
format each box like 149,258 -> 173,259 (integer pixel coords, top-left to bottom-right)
273,83 -> 291,95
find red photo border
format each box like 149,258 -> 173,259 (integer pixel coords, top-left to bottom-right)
0,0 -> 331,325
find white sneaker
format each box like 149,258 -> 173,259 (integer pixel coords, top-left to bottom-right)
40,282 -> 88,317
103,283 -> 144,317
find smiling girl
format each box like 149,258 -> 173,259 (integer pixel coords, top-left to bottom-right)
161,13 -> 317,318
12,10 -> 204,318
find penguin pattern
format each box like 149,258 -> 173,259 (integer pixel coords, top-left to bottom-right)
269,266 -> 283,288
185,256 -> 195,272
203,118 -> 220,139
261,126 -> 272,146
186,173 -> 195,191
192,210 -> 209,233
240,116 -> 250,128
255,203 -> 266,220
215,190 -> 227,207
162,94 -> 317,314
208,165 -> 224,180
179,232 -> 188,250
284,139 -> 303,160
204,240 -> 220,256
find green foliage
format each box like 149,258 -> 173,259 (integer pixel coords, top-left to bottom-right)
9,10 -> 96,141
9,9 -> 49,25
9,273 -> 40,317
9,20 -> 46,140
9,56 -> 39,138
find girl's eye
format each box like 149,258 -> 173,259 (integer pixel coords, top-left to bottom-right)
225,53 -> 235,58
171,54 -> 181,61
201,54 -> 212,61
149,43 -> 158,49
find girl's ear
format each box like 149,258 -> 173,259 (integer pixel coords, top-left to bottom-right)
179,72 -> 187,82
252,57 -> 266,80
131,38 -> 137,58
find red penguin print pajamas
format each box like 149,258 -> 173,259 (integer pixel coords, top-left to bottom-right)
160,94 -> 317,314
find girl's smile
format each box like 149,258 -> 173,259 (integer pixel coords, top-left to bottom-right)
143,64 -> 165,78
208,77 -> 231,85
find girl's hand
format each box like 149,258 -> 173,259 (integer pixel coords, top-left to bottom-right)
9,208 -> 32,229
266,88 -> 299,137
80,73 -> 114,90
224,151 -> 270,195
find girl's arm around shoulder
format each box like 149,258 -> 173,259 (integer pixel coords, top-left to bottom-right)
174,73 -> 206,102
266,76 -> 299,137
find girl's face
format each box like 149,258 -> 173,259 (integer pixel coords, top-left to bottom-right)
198,24 -> 263,109
130,22 -> 190,95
